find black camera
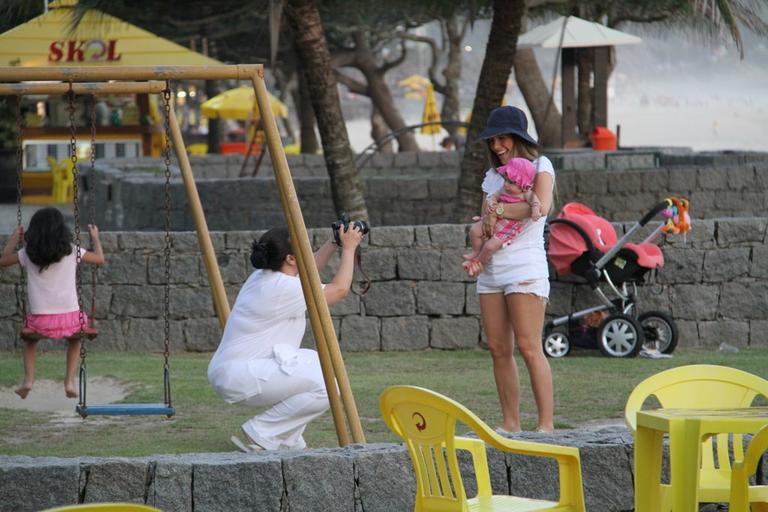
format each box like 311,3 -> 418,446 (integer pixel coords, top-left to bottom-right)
331,214 -> 370,246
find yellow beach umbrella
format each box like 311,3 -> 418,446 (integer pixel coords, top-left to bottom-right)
398,74 -> 431,91
201,86 -> 288,120
404,91 -> 423,101
421,84 -> 442,135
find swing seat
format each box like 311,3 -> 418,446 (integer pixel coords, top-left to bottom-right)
20,326 -> 98,342
76,403 -> 175,418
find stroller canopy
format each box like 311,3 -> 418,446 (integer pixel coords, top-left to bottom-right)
548,203 -> 617,276
548,202 -> 663,277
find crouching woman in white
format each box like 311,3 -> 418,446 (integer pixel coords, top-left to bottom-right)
208,225 -> 363,451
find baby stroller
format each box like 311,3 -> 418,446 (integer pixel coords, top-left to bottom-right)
543,197 -> 690,358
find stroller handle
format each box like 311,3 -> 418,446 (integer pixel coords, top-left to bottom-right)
594,199 -> 673,272
640,200 -> 673,227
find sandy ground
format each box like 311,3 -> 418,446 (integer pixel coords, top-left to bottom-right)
0,377 -> 129,417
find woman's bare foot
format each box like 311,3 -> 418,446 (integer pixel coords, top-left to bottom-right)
15,382 -> 33,399
64,381 -> 78,398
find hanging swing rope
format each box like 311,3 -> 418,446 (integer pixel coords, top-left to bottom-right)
161,82 -> 174,411
14,95 -> 29,335
76,86 -> 174,418
75,90 -> 102,405
88,98 -> 98,328
65,82 -> 90,409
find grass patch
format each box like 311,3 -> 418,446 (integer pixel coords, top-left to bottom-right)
1,347 -> 767,457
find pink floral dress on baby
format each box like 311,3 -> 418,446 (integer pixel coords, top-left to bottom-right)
492,158 -> 538,244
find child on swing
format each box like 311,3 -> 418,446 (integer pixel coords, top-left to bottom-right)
463,157 -> 543,269
1,207 -> 105,399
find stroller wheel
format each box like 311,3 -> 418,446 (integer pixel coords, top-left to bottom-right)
543,332 -> 571,358
639,311 -> 679,354
597,314 -> 643,358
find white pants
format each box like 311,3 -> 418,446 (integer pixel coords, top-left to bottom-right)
238,349 -> 329,450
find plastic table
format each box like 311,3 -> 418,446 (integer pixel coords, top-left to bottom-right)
634,407 -> 768,512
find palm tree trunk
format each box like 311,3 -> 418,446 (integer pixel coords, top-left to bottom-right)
513,15 -> 561,148
351,32 -> 419,152
364,69 -> 419,152
577,48 -> 594,138
440,15 -> 464,144
285,0 -> 368,220
295,64 -> 320,154
514,47 -> 561,148
205,80 -> 221,153
273,67 -> 298,147
455,0 -> 526,221
370,106 -> 393,154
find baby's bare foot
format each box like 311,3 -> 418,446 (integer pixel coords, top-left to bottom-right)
64,382 -> 78,399
15,382 -> 33,399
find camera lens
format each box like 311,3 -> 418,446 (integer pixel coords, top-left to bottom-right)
332,217 -> 370,246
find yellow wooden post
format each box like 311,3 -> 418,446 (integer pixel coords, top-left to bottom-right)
0,65 -> 260,82
0,81 -> 167,95
251,70 -> 366,444
280,207 -> 350,446
167,107 -> 231,328
254,105 -> 348,444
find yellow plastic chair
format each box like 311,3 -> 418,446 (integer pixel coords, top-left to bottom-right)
186,143 -> 208,155
379,385 -> 586,511
41,504 -> 161,512
48,156 -> 74,204
729,424 -> 768,512
625,364 -> 768,510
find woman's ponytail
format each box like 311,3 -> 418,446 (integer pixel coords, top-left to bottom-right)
250,227 -> 292,271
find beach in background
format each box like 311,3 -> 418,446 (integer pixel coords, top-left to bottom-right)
345,23 -> 768,153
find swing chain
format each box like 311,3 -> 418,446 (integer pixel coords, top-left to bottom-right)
161,83 -> 173,405
67,83 -> 87,344
88,97 -> 98,325
14,95 -> 27,322
14,96 -> 23,230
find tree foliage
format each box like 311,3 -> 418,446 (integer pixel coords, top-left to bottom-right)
530,0 -> 768,59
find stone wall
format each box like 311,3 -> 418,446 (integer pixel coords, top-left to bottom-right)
84,150 -> 768,231
0,427 -> 645,512
2,218 -> 766,352
2,428 -> 766,512
85,151 -> 461,231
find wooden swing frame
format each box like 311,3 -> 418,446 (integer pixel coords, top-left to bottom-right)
0,64 -> 365,446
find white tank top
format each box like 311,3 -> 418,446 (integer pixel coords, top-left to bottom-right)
479,156 -> 555,282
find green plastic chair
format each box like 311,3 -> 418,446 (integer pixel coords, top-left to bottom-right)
380,385 -> 586,511
625,364 -> 768,510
